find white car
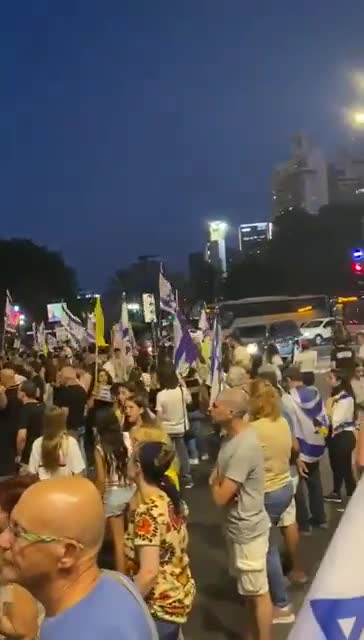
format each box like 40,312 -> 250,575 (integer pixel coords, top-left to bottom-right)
301,317 -> 336,345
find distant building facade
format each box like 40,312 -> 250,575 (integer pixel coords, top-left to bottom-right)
239,222 -> 273,256
272,134 -> 329,217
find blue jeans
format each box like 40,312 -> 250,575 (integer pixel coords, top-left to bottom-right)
295,460 -> 326,531
171,435 -> 192,484
186,410 -> 208,459
154,619 -> 180,640
264,482 -> 293,608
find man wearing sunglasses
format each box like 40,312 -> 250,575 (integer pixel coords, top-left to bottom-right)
0,476 -> 157,639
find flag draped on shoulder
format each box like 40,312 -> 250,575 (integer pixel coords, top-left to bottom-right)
209,313 -> 222,406
289,477 -> 364,639
94,296 -> 107,347
290,386 -> 328,462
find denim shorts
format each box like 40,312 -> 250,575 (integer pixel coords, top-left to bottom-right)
103,486 -> 135,518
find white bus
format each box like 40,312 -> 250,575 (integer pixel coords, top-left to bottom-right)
220,295 -> 330,331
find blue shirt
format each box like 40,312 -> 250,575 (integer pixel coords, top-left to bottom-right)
40,575 -> 154,640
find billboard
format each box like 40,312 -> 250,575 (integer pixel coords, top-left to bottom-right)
47,302 -> 66,323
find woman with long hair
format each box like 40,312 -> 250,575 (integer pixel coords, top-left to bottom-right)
249,378 -> 294,624
325,369 -> 357,503
0,475 -> 41,639
125,441 -> 195,640
28,406 -> 85,480
94,409 -> 135,572
124,392 -> 155,432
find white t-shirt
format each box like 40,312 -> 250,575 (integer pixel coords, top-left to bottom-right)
29,435 -> 85,480
294,349 -> 317,373
156,386 -> 191,435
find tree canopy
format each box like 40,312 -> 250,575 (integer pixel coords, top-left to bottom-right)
0,238 -> 78,321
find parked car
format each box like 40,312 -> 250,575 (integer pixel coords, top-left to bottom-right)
232,320 -> 301,361
300,317 -> 335,346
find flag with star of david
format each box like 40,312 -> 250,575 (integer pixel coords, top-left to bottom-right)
288,477 -> 364,640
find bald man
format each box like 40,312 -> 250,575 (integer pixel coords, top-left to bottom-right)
0,367 -> 22,478
210,388 -> 272,640
0,476 -> 157,639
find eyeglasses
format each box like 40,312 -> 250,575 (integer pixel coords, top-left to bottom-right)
6,522 -> 84,548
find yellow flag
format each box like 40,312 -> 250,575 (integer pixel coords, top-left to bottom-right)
94,296 -> 107,347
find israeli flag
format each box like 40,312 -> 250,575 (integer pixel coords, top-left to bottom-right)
60,305 -> 86,347
198,306 -> 210,337
159,272 -> 177,314
173,311 -> 198,374
210,313 -> 223,405
289,477 -> 364,639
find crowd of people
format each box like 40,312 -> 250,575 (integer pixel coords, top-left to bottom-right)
0,325 -> 363,639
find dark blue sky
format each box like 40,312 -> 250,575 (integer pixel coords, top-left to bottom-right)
1,1 -> 364,289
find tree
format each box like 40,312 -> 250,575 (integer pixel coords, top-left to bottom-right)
0,239 -> 78,322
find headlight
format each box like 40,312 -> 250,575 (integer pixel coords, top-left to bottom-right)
247,342 -> 258,355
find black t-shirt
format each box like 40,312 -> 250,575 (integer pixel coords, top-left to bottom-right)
331,344 -> 355,371
20,402 -> 45,464
33,374 -> 45,402
0,385 -> 22,476
54,384 -> 87,431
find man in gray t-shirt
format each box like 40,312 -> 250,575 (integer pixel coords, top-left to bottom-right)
217,426 -> 269,544
210,388 -> 272,639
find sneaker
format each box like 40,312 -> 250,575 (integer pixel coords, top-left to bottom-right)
201,454 -> 209,461
184,482 -> 194,489
272,606 -> 295,625
287,571 -> 308,586
299,527 -> 312,537
324,492 -> 341,503
189,458 -> 199,466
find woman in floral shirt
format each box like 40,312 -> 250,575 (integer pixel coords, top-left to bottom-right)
124,441 -> 195,640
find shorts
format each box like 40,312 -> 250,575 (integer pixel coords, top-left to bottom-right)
278,497 -> 296,527
103,486 -> 135,518
225,532 -> 269,596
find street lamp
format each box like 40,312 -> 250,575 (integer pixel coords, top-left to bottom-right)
354,112 -> 364,125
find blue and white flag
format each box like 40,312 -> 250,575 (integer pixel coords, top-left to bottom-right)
60,305 -> 86,347
198,307 -> 210,337
290,386 -> 328,463
289,477 -> 364,639
173,311 -> 199,374
209,313 -> 223,405
159,273 -> 177,315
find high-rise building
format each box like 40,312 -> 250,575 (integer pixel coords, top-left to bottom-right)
205,221 -> 228,274
272,134 -> 328,218
239,222 -> 273,256
328,147 -> 364,203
